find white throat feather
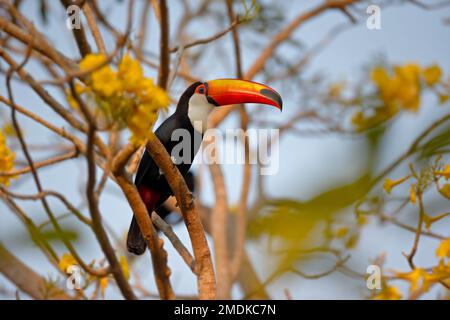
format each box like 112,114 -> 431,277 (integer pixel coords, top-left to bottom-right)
188,93 -> 214,133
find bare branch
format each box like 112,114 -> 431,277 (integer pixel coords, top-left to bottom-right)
157,0 -> 170,89
145,134 -> 217,299
209,162 -> 231,299
0,150 -> 78,177
151,212 -> 197,274
60,0 -> 92,57
0,243 -> 72,300
111,143 -> 175,300
82,1 -> 107,54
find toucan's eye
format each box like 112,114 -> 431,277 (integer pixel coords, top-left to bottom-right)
198,86 -> 205,94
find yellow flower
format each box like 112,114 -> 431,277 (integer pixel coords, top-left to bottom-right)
372,64 -> 422,112
440,184 -> 450,200
435,165 -> 450,180
371,67 -> 390,88
0,130 -> 16,186
424,212 -> 450,231
139,79 -> 170,108
383,176 -> 409,194
422,65 -> 442,86
79,53 -> 107,72
351,111 -> 366,131
127,104 -> 158,145
397,82 -> 420,112
394,63 -> 421,83
328,81 -> 346,97
428,260 -> 450,284
372,67 -> 401,104
76,52 -> 169,142
397,268 -> 428,292
409,185 -> 417,205
91,66 -> 121,97
100,277 -> 108,299
436,238 -> 450,259
118,54 -> 143,92
335,226 -> 349,238
2,123 -> 15,137
119,255 -> 130,280
439,94 -> 449,105
151,86 -> 170,109
394,64 -> 421,111
373,285 -> 402,300
58,253 -> 77,273
357,215 -> 368,226
66,83 -> 88,109
79,54 -> 121,98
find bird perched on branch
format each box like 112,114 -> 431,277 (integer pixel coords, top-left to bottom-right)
127,79 -> 283,255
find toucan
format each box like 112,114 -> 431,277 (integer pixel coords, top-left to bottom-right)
127,79 -> 283,255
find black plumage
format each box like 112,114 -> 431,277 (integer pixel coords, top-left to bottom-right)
127,82 -> 203,255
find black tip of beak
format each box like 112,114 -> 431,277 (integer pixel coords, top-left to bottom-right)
260,88 -> 283,110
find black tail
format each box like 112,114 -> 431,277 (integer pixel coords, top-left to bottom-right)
127,216 -> 147,255
126,172 -> 196,255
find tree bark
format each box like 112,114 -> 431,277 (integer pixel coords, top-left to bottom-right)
0,243 -> 71,300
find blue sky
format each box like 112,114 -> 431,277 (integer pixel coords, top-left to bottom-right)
1,0 -> 449,299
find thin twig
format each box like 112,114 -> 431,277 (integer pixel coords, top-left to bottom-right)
82,1 -> 107,54
0,150 -> 78,177
157,0 -> 170,89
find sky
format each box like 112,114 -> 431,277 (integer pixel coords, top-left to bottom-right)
1,0 -> 450,299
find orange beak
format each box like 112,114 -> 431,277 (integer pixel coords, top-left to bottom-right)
205,79 -> 283,110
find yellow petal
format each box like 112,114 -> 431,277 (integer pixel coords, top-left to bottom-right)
58,253 -> 77,273
435,165 -> 450,180
383,176 -> 409,194
422,65 -> 442,86
436,238 -> 450,259
79,53 -> 107,72
100,277 -> 108,299
440,184 -> 450,199
396,268 -> 427,292
335,226 -> 349,238
371,67 -> 390,88
409,185 -> 417,205
373,285 -> 402,300
0,130 -> 16,187
119,256 -> 130,280
439,94 -> 449,105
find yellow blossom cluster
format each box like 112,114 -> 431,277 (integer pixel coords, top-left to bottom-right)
352,63 -> 446,131
0,129 -> 15,187
393,240 -> 450,295
379,160 -> 450,298
436,238 -> 450,259
383,176 -> 409,194
68,54 -> 170,144
58,252 -> 130,299
383,159 -> 450,204
58,253 -> 77,273
373,238 -> 450,299
373,285 -> 402,300
99,255 -> 129,299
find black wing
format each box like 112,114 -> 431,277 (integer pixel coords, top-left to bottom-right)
134,114 -> 197,188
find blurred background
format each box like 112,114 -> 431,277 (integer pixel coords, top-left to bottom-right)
0,0 -> 449,299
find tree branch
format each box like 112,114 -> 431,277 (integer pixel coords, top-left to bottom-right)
0,243 -> 71,300
157,0 -> 170,89
209,162 -> 231,299
111,143 -> 175,300
145,133 -> 216,299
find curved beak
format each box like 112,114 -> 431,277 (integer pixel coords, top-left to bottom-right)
205,79 -> 283,111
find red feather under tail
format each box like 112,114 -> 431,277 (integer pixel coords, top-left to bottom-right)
126,186 -> 161,255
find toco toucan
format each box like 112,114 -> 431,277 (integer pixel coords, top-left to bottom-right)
127,79 -> 283,255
